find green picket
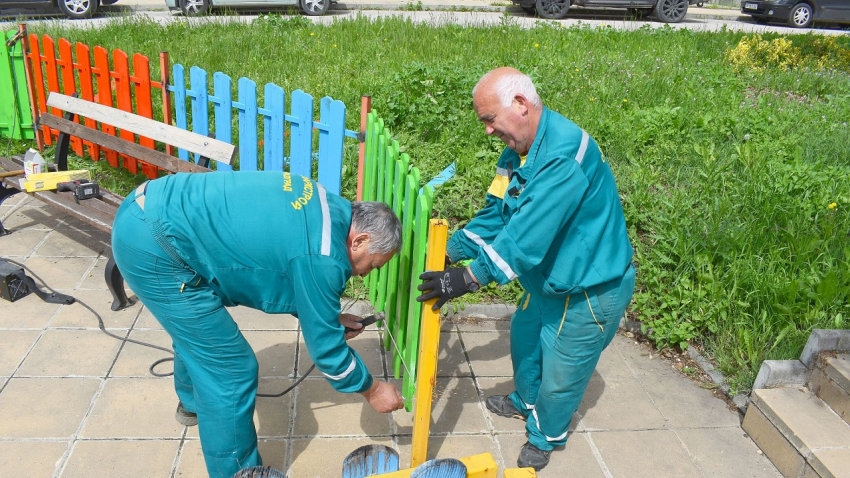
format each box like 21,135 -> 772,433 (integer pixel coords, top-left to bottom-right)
1,30 -> 35,140
384,155 -> 406,362
392,167 -> 419,378
402,184 -> 434,408
374,141 -> 396,316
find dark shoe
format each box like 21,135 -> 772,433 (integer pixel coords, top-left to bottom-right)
517,442 -> 552,471
175,402 -> 198,427
485,395 -> 526,421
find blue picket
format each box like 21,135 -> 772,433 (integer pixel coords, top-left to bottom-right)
211,72 -> 233,172
262,83 -> 285,172
170,64 -> 189,162
289,89 -> 313,179
318,97 -> 345,195
236,77 -> 258,171
189,66 -> 209,164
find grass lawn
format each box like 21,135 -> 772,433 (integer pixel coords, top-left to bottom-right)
10,14 -> 850,392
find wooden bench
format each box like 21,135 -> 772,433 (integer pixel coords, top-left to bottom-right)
0,92 -> 237,310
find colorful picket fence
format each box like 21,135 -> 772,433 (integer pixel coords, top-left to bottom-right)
168,65 -> 356,196
1,29 -> 35,141
24,33 -> 171,178
361,111 -> 435,410
15,32 -> 356,193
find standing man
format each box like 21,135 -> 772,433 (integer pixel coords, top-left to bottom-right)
112,171 -> 404,478
417,67 -> 635,471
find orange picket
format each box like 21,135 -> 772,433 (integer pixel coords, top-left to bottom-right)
42,36 -> 60,146
57,39 -> 83,156
75,42 -> 100,161
26,34 -> 49,145
133,53 -> 158,179
113,50 -> 138,174
93,46 -> 119,168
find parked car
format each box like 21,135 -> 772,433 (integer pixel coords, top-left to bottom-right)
0,0 -> 114,19
165,0 -> 335,16
520,0 -> 697,22
741,0 -> 850,27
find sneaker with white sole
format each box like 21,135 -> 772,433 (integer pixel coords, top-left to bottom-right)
175,402 -> 198,427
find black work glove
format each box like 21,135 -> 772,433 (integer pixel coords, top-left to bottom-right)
416,267 -> 472,311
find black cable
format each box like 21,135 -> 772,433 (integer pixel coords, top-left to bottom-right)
2,257 -> 326,395
3,258 -> 175,375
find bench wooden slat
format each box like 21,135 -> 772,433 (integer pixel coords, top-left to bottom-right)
97,189 -> 125,209
31,187 -> 116,233
41,114 -> 213,175
46,92 -> 236,166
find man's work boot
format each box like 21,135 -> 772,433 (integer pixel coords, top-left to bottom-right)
175,401 -> 198,427
485,395 -> 526,421
517,442 -> 552,471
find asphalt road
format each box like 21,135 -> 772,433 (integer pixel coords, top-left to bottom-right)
2,0 -> 848,35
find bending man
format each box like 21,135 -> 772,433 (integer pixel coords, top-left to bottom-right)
112,170 -> 404,478
417,67 -> 635,471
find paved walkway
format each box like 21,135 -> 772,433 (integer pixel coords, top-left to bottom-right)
0,193 -> 780,477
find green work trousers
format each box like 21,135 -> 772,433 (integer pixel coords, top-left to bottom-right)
111,196 -> 261,478
509,263 -> 636,451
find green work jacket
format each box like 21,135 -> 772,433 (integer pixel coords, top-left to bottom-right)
446,107 -> 633,296
142,171 -> 372,393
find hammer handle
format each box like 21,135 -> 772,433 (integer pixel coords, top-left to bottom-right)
0,170 -> 25,179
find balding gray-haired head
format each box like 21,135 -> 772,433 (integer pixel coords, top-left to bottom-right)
473,68 -> 542,109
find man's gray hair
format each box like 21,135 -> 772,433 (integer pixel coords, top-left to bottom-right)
473,70 -> 542,109
351,201 -> 402,254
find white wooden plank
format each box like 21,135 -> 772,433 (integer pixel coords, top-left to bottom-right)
46,92 -> 235,165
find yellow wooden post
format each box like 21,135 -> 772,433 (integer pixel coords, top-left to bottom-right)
411,218 -> 448,468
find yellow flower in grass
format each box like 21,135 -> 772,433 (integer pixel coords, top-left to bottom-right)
623,98 -> 628,103
310,32 -> 315,36
534,43 -> 539,48
828,202 -> 838,210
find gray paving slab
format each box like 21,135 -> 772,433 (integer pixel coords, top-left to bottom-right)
0,441 -> 69,477
0,203 -> 781,477
80,377 -> 184,438
676,427 -> 782,478
592,429 -> 704,477
0,329 -> 40,376
60,439 -> 180,477
16,329 -> 123,377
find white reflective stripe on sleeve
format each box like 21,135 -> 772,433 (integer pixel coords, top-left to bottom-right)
575,130 -> 590,165
321,354 -> 357,381
533,409 -> 569,442
496,166 -> 509,176
523,400 -> 535,410
463,229 -> 518,281
317,183 -> 331,256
